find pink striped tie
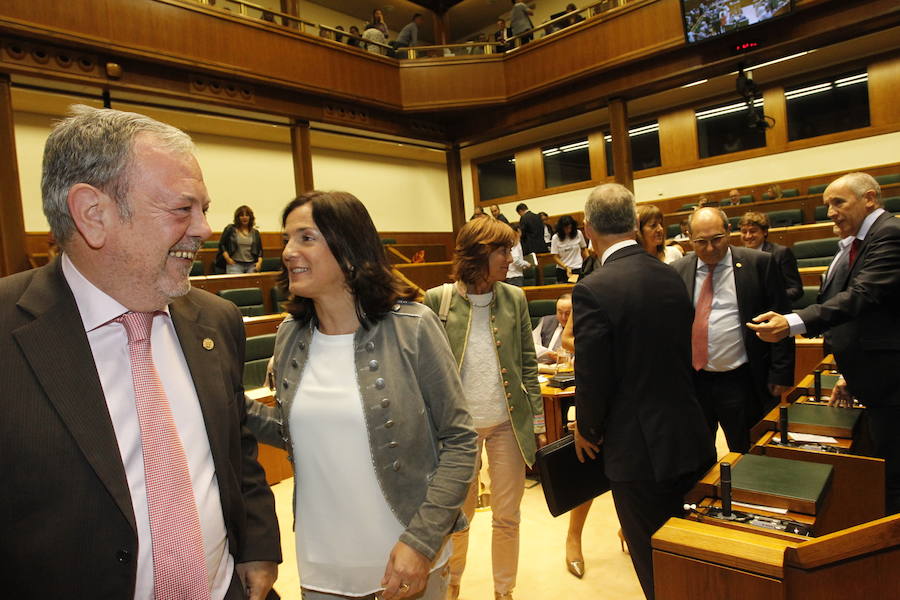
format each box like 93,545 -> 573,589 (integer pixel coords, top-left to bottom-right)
116,311 -> 211,600
691,263 -> 716,371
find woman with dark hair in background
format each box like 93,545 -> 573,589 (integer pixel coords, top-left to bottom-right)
217,204 -> 262,274
423,217 -> 544,600
636,204 -> 683,264
549,214 -> 587,283
248,191 -> 477,600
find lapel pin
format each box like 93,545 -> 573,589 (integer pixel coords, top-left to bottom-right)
202,338 -> 215,351
735,262 -> 743,268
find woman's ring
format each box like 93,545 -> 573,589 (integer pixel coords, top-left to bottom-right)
399,583 -> 410,593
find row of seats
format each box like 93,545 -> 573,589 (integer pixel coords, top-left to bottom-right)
218,286 -> 288,317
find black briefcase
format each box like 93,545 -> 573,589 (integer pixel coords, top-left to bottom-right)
535,434 -> 610,517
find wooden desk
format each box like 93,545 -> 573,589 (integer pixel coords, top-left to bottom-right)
541,380 -> 574,444
243,313 -> 286,338
191,272 -> 280,313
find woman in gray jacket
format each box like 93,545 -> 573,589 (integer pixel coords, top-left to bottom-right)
250,191 -> 476,600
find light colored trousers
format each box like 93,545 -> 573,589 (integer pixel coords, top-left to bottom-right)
300,563 -> 449,600
449,419 -> 526,595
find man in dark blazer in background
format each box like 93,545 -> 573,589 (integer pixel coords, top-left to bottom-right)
750,172 -> 900,514
0,106 -> 280,598
738,211 -> 803,302
573,183 -> 715,600
516,202 -> 549,254
670,207 -> 794,453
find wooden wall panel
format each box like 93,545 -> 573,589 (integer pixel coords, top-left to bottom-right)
658,108 -> 698,170
515,147 -> 545,197
399,58 -> 506,110
868,55 -> 900,127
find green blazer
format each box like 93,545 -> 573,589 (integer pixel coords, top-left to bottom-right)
424,281 -> 543,466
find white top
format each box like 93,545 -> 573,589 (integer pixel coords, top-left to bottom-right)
693,248 -> 749,372
787,208 -> 885,336
550,231 -> 587,269
460,292 -> 509,428
663,244 -> 684,264
506,242 -> 531,279
62,254 -> 232,600
291,329 -> 410,596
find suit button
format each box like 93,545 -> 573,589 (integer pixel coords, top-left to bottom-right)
369,360 -> 379,371
504,380 -> 509,387
496,340 -> 502,347
282,379 -> 289,389
116,550 -> 131,564
298,341 -> 306,351
366,341 -> 376,352
506,393 -> 512,399
388,441 -> 399,448
392,460 -> 402,471
493,327 -> 499,333
375,378 -> 386,389
381,398 -> 390,408
385,419 -> 395,428
501,368 -> 508,374
291,359 -> 298,368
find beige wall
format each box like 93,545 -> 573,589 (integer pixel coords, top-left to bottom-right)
461,130 -> 900,218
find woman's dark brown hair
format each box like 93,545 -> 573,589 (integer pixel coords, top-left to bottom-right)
451,216 -> 516,285
278,191 -> 416,327
232,205 -> 255,229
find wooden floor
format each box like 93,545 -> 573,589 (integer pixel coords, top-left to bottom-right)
269,431 -> 730,599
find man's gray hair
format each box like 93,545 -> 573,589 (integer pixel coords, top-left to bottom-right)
584,183 -> 636,235
829,172 -> 883,206
42,105 -> 195,246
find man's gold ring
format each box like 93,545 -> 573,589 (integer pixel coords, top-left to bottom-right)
399,583 -> 410,593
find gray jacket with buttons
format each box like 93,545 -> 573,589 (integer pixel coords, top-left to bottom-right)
247,301 -> 478,560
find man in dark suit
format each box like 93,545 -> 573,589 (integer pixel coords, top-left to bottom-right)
670,207 -> 794,453
516,202 -> 548,255
739,211 -> 803,302
532,293 -> 571,363
750,172 -> 900,514
0,106 -> 281,598
573,183 -> 715,600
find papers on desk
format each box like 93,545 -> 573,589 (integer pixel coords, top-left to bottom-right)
538,375 -> 549,384
732,500 -> 789,515
773,432 -> 839,444
245,386 -> 273,401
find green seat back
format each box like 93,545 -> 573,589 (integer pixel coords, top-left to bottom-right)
522,266 -> 536,287
884,196 -> 900,213
792,237 -> 839,259
814,205 -> 829,222
678,203 -> 697,212
260,256 -> 282,272
381,238 -> 397,245
667,223 -> 681,239
807,184 -> 827,195
542,263 -> 557,285
791,286 -> 820,310
271,286 -> 289,312
797,256 -> 835,268
528,298 -> 557,329
738,194 -> 754,204
766,209 -> 802,228
219,287 -> 266,316
190,260 -> 204,276
202,240 -> 219,248
243,359 -> 269,389
875,173 -> 900,186
728,216 -> 741,231
245,333 -> 276,361
781,188 -> 799,197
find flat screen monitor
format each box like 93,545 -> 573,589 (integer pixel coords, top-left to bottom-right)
681,0 -> 793,44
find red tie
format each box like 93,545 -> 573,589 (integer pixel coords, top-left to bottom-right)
691,263 -> 717,371
848,238 -> 861,266
116,312 -> 211,600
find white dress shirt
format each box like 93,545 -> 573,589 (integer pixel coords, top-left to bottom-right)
600,239 -> 638,265
62,254 -> 232,600
693,248 -> 749,372
532,318 -> 563,362
786,208 -> 885,336
506,242 -> 532,279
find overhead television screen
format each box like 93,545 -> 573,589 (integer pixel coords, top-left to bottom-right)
682,0 -> 793,44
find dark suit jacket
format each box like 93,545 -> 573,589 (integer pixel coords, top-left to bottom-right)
0,259 -> 281,597
519,210 -> 548,255
573,245 -> 715,483
670,246 -> 795,405
798,211 -> 900,406
762,240 -> 803,302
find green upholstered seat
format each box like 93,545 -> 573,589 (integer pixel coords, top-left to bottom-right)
814,205 -> 829,222
667,223 -> 681,239
542,263 -> 557,285
791,286 -> 820,310
796,256 -> 835,268
728,216 -> 741,231
738,194 -> 754,204
875,173 -> 900,186
781,188 -> 799,197
528,298 -> 557,329
678,203 -> 697,212
202,240 -> 219,248
271,286 -> 289,313
260,256 -> 282,272
243,333 -> 276,389
522,266 -> 536,287
219,287 -> 266,317
381,238 -> 397,245
807,184 -> 827,195
792,237 -> 839,260
190,260 -> 205,276
884,196 -> 900,213
766,209 -> 802,228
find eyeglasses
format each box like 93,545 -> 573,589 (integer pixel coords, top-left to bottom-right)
691,234 -> 727,248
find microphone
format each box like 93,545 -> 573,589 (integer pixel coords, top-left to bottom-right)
779,405 -> 790,445
813,370 -> 822,402
720,462 -> 732,518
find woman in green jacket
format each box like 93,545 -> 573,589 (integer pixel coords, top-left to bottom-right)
423,217 -> 544,600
